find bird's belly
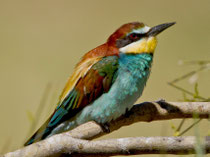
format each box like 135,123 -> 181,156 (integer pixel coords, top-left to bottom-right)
76,67 -> 150,124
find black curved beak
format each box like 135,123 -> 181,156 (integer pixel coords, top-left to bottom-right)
147,22 -> 176,36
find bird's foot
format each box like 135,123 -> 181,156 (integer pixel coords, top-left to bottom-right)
99,122 -> 110,133
124,108 -> 131,118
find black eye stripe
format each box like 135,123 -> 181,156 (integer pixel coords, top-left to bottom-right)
116,38 -> 132,48
116,33 -> 146,48
129,33 -> 143,41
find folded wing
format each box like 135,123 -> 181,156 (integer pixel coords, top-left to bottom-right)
24,55 -> 119,145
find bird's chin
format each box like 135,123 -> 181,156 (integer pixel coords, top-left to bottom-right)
119,36 -> 157,54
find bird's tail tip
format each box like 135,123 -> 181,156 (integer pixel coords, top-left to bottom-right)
24,133 -> 37,146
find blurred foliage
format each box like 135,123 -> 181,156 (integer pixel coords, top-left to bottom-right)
169,60 -> 210,145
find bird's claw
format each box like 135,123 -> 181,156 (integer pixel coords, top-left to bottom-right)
99,122 -> 110,133
124,108 -> 131,118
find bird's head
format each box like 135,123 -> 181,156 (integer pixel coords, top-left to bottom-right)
108,22 -> 175,54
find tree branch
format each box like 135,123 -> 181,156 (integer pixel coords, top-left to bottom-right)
67,101 -> 210,140
2,101 -> 210,157
3,136 -> 210,157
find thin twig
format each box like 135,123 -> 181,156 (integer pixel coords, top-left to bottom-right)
26,83 -> 52,137
179,119 -> 202,136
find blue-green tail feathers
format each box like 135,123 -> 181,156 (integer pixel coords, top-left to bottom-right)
24,91 -> 79,146
24,117 -> 51,146
24,108 -> 70,146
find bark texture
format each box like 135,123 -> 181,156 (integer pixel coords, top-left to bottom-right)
2,101 -> 210,157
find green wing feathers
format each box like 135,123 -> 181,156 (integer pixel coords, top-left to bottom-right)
24,55 -> 119,146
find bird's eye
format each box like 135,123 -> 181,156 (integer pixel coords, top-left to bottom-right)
129,33 -> 139,40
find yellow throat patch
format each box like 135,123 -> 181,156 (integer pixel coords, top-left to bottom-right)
119,36 -> 157,54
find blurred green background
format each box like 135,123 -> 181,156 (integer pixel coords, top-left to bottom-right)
0,0 -> 210,156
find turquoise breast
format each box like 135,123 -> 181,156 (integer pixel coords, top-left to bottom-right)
78,53 -> 153,123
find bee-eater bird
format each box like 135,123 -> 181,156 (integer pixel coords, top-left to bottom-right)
24,21 -> 175,146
